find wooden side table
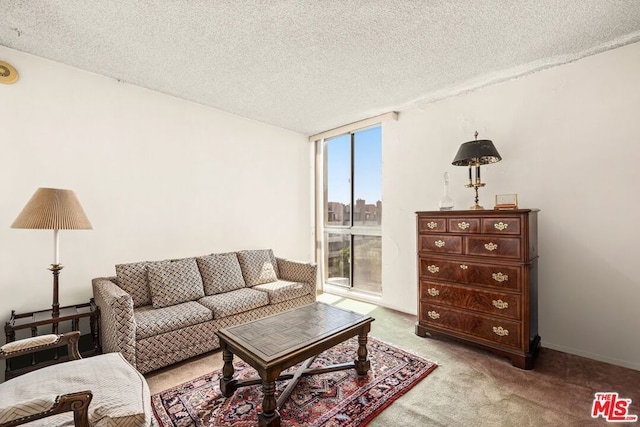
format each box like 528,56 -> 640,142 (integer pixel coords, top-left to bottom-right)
4,299 -> 101,380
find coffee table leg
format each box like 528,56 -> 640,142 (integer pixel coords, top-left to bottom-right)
355,331 -> 371,375
258,379 -> 280,427
219,349 -> 238,397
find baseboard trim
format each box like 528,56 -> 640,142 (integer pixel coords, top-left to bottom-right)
543,341 -> 640,372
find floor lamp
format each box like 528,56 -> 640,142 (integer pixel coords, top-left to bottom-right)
11,188 -> 93,317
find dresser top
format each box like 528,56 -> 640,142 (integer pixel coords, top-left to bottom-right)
416,209 -> 538,216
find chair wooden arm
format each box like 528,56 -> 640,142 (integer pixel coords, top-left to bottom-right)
0,391 -> 92,427
0,331 -> 82,361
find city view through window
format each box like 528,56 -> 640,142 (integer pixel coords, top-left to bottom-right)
324,126 -> 382,294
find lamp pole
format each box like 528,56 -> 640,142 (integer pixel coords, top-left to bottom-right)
48,228 -> 63,317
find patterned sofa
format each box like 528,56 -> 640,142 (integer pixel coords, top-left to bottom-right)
92,249 -> 316,374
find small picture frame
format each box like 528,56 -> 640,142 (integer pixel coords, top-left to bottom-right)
494,194 -> 518,210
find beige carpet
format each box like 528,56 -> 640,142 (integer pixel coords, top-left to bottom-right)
146,294 -> 640,426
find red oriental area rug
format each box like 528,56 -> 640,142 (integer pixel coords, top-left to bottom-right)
151,337 -> 437,426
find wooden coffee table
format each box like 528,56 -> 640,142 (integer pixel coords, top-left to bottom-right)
215,301 -> 374,427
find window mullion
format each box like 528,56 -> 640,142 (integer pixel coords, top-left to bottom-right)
349,132 -> 355,287
349,132 -> 355,229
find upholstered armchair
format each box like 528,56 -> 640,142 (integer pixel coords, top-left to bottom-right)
0,331 -> 153,427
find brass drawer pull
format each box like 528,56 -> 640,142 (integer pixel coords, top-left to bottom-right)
484,242 -> 498,251
427,288 -> 440,297
492,326 -> 509,336
460,264 -> 468,270
492,300 -> 509,309
458,221 -> 470,230
426,221 -> 438,229
427,265 -> 440,274
435,240 -> 446,248
494,222 -> 509,231
492,272 -> 508,282
427,311 -> 440,320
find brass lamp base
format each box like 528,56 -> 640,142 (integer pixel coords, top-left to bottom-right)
48,263 -> 64,317
466,181 -> 486,211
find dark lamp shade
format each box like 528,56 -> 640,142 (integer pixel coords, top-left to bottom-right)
11,188 -> 93,230
452,139 -> 502,166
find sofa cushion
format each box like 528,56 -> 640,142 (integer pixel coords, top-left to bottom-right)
0,353 -> 152,426
148,258 -> 205,308
134,301 -> 212,339
115,261 -> 156,307
198,288 -> 269,318
237,249 -> 280,286
252,280 -> 312,304
197,253 -> 246,295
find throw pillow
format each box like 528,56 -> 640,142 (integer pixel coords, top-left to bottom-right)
147,258 -> 205,308
115,261 -> 153,307
196,253 -> 246,295
236,249 -> 279,286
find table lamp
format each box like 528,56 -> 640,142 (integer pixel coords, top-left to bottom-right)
452,132 -> 502,210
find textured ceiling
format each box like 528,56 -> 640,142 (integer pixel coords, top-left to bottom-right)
2,1 -> 640,135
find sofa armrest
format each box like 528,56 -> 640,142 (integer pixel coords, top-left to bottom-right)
91,277 -> 137,367
275,258 -> 317,294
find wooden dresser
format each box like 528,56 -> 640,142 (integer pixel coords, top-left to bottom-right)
415,209 -> 540,369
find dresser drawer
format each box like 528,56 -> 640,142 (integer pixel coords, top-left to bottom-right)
419,258 -> 465,282
482,217 -> 521,235
419,281 -> 521,320
418,235 -> 462,254
466,236 -> 521,259
420,257 -> 522,291
448,218 -> 480,233
466,264 -> 521,291
418,218 -> 446,233
420,303 -> 522,349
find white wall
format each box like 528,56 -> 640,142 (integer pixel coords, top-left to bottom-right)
0,47 -> 312,334
381,41 -> 640,370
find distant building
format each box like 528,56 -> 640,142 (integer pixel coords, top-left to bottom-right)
354,198 -> 382,225
325,198 -> 382,291
327,199 -> 381,226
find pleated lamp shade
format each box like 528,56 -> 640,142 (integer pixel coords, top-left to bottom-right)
12,188 -> 92,230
